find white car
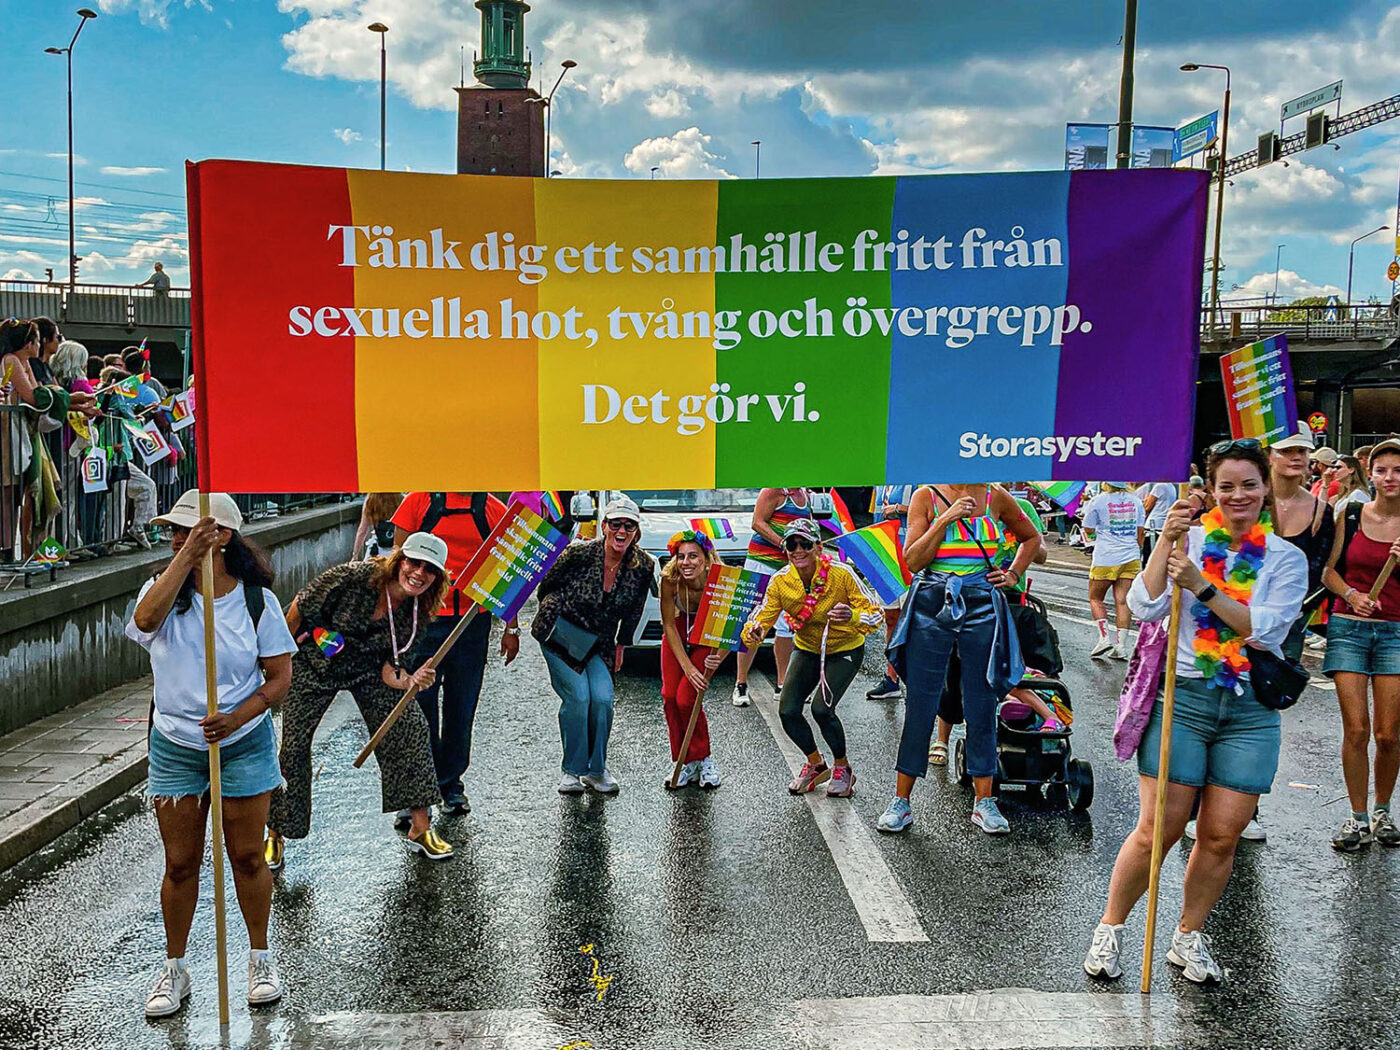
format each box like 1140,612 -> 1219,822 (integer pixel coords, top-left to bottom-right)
570,488 -> 835,649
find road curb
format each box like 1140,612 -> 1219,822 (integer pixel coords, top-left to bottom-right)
0,746 -> 148,875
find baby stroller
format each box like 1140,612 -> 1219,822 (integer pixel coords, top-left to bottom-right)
952,676 -> 1094,812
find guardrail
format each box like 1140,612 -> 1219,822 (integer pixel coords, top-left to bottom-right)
1201,301 -> 1399,345
0,279 -> 192,329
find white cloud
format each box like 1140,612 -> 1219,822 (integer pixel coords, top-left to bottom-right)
332,127 -> 362,145
2,269 -> 36,280
623,127 -> 734,180
644,90 -> 690,119
1230,269 -> 1344,301
97,0 -> 213,30
100,165 -> 166,176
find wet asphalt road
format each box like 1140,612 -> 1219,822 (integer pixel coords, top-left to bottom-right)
2,594 -> 1399,1050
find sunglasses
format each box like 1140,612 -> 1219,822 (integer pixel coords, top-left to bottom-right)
603,519 -> 639,533
1209,438 -> 1262,455
784,538 -> 817,552
403,556 -> 442,576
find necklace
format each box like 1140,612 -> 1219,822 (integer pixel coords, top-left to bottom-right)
786,555 -> 832,633
386,589 -> 419,667
1191,507 -> 1270,690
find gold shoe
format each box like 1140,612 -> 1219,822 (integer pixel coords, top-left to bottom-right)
264,834 -> 284,871
406,828 -> 454,861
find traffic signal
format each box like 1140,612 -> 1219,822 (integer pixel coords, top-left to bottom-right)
70,254 -> 82,280
1256,132 -> 1281,167
1305,112 -> 1330,148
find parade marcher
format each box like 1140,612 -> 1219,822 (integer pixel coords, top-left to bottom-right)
1321,436 -> 1400,851
1083,442 -> 1305,984
867,483 -> 914,701
659,530 -> 727,788
391,492 -> 521,815
741,518 -> 882,797
125,491 -> 297,1017
352,492 -> 403,560
533,496 -> 654,795
733,486 -> 814,706
265,533 -> 456,866
1139,480 -> 1177,559
878,484 -> 1039,834
1081,481 -> 1146,660
1330,455 -> 1372,508
1310,446 -> 1342,502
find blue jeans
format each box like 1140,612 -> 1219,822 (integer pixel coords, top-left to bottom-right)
1137,675 -> 1280,795
543,648 -> 615,777
413,613 -> 491,799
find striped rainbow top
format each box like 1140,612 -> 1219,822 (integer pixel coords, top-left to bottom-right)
926,514 -> 1003,576
746,490 -> 813,573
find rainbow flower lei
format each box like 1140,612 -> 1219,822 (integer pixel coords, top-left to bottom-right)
1191,507 -> 1271,690
786,553 -> 832,633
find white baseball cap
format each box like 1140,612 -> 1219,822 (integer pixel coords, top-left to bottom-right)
602,495 -> 641,523
1270,422 -> 1316,452
152,489 -> 244,531
399,531 -> 449,573
1310,446 -> 1340,466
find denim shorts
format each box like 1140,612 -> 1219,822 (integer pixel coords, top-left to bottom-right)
1323,616 -> 1400,677
146,715 -> 283,800
1137,675 -> 1280,795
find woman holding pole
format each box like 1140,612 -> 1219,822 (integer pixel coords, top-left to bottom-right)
1083,442 -> 1305,985
1321,436 -> 1400,851
126,491 -> 296,1018
659,530 -> 727,788
265,533 -> 455,866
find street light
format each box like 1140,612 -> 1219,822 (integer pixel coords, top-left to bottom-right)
752,140 -> 761,179
527,59 -> 577,177
44,7 -> 98,295
650,167 -> 658,180
1346,225 -> 1389,306
1181,62 -> 1231,333
1273,244 -> 1285,304
367,22 -> 388,171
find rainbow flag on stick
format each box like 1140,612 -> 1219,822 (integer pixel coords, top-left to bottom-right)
689,517 -> 735,541
110,374 -> 142,401
1221,335 -> 1296,445
455,499 -> 569,622
34,537 -> 67,564
1031,481 -> 1088,517
832,519 -> 911,605
688,563 -> 770,652
828,488 -> 856,535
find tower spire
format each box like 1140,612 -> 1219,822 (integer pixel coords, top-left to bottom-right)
473,0 -> 531,89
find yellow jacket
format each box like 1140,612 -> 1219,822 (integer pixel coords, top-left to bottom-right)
743,559 -> 882,654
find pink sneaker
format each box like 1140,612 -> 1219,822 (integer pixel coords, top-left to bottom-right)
1039,718 -> 1065,734
826,765 -> 856,797
787,762 -> 831,794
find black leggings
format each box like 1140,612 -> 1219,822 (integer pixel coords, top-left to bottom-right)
778,645 -> 864,760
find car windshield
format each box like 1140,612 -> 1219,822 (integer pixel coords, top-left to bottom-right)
613,489 -> 762,513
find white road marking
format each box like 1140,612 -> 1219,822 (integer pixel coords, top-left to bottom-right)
751,675 -> 928,944
793,989 -> 1190,1049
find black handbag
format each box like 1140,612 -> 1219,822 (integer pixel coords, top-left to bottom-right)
545,615 -> 599,663
1249,647 -> 1309,711
1008,592 -> 1064,675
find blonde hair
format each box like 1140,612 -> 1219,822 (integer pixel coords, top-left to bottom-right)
1333,455 -> 1368,502
661,538 -> 718,584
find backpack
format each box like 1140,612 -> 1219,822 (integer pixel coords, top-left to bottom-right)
1334,501 -> 1365,581
419,492 -> 491,541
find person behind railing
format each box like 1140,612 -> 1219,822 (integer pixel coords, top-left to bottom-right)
96,364 -> 158,551
50,339 -> 104,557
138,261 -> 171,298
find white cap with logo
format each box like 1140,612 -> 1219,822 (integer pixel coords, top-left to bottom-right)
152,489 -> 244,531
1270,421 -> 1316,452
602,495 -> 641,523
399,531 -> 449,573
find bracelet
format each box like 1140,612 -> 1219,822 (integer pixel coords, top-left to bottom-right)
1344,587 -> 1358,603
504,626 -> 521,636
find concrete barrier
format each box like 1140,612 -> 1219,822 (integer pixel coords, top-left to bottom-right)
0,502 -> 360,736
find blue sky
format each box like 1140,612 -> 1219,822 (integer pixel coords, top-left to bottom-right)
3,0 -> 1399,304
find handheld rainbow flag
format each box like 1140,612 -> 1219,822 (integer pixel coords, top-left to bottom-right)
832,519 -> 911,605
688,563 -> 770,652
829,489 -> 856,535
34,537 -> 67,564
689,517 -> 735,541
1031,481 -> 1088,517
541,491 -> 565,521
312,627 -> 345,656
111,374 -> 142,401
456,499 -> 569,622
1220,335 -> 1296,445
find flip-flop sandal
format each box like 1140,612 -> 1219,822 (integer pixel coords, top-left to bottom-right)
928,742 -> 949,765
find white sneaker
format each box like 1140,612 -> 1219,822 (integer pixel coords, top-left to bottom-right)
671,761 -> 700,788
1167,928 -> 1222,984
698,755 -> 721,789
247,951 -> 283,1006
1083,922 -> 1124,980
582,769 -> 620,794
1240,818 -> 1267,842
558,773 -> 586,794
1112,635 -> 1132,660
731,682 -> 751,707
1090,635 -> 1116,659
145,961 -> 191,1018
1183,819 -> 1197,839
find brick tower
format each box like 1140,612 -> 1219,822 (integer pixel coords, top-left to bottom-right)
455,0 -> 544,176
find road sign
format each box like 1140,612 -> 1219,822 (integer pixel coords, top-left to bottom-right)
1172,111 -> 1218,162
1389,260 -> 1400,282
1308,411 -> 1328,434
1281,80 -> 1342,123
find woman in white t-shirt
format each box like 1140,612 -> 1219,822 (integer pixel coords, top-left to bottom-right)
1081,482 -> 1146,660
125,491 -> 296,1020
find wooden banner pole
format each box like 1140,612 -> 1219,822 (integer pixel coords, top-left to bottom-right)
198,491 -> 231,1028
354,605 -> 480,768
1141,485 -> 1189,994
1369,554 -> 1397,602
667,678 -> 710,789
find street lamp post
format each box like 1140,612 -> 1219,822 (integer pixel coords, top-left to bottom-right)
44,8 -> 97,296
1346,225 -> 1389,306
1273,244 -> 1285,304
1181,62 -> 1231,333
527,60 -> 577,177
650,167 -> 658,180
368,22 -> 388,170
1115,0 -> 1139,169
752,140 -> 761,179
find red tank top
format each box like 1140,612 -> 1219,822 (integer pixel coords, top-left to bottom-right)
1334,518 -> 1400,622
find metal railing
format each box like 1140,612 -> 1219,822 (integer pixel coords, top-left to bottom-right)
1201,301 -> 1399,345
0,279 -> 191,329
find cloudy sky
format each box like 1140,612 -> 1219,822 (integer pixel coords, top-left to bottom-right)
4,0 -> 1399,302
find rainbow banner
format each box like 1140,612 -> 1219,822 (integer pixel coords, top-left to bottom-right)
187,161 -> 1207,492
832,519 -> 912,605
1220,335 -> 1296,445
689,517 -> 735,541
455,499 -> 568,622
688,563 -> 770,652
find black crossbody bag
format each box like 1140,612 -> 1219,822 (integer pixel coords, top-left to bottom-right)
1249,647 -> 1309,710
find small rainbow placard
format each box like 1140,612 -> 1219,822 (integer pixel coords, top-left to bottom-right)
832,519 -> 911,605
456,499 -> 568,622
689,517 -> 735,541
1220,335 -> 1296,446
688,563 -> 770,652
312,627 -> 345,656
